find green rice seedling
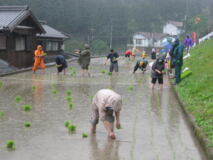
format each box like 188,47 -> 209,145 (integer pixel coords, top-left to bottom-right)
66,90 -> 72,96
52,89 -> 57,94
15,96 -> 22,103
100,69 -> 106,74
128,85 -> 134,91
68,124 -> 76,133
64,120 -> 71,128
0,112 -> 5,118
66,96 -> 72,102
82,132 -> 88,138
32,86 -> 36,92
0,81 -> 3,88
24,122 -> 31,128
68,103 -> 73,110
22,105 -> 32,112
89,96 -> 94,101
6,140 -> 16,150
108,72 -> 112,76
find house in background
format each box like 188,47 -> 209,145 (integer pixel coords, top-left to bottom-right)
163,21 -> 183,36
36,21 -> 69,56
132,32 -> 168,49
0,6 -> 70,69
0,6 -> 45,68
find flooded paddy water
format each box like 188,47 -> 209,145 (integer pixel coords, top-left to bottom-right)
0,58 -> 207,160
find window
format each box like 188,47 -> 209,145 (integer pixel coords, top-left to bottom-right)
0,36 -> 6,50
136,39 -> 142,45
46,41 -> 59,51
52,42 -> 58,51
16,36 -> 25,51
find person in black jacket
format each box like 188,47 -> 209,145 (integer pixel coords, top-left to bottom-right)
151,57 -> 165,89
55,55 -> 68,75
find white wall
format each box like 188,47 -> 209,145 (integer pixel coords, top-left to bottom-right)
163,24 -> 181,36
133,34 -> 149,47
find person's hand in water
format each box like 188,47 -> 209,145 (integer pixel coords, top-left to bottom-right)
109,132 -> 116,139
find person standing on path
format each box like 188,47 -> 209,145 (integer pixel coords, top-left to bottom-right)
90,89 -> 122,139
32,45 -> 45,73
151,57 -> 165,89
78,44 -> 91,76
173,42 -> 184,84
131,47 -> 137,60
55,55 -> 67,75
184,35 -> 193,53
105,49 -> 119,74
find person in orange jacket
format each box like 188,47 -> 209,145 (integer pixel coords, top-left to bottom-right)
32,45 -> 45,73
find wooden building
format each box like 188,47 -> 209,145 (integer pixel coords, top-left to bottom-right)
36,21 -> 69,56
0,6 -> 45,68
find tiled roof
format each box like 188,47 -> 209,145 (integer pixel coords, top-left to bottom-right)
0,5 -> 44,33
37,24 -> 69,39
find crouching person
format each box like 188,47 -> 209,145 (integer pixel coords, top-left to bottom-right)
133,54 -> 148,74
55,55 -> 68,75
90,89 -> 122,139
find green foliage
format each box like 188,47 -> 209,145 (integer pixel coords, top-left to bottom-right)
0,81 -> 3,88
24,122 -> 32,128
91,40 -> 109,55
6,140 -> 16,150
64,120 -> 71,128
66,96 -> 72,102
176,39 -> 213,146
68,103 -> 73,110
15,96 -> 22,103
65,39 -> 84,53
100,69 -> 106,74
22,105 -> 32,112
0,112 -> 5,118
82,133 -> 88,138
108,72 -> 112,76
32,86 -> 36,92
68,124 -> 76,133
66,90 -> 72,96
128,85 -> 134,91
52,89 -> 57,95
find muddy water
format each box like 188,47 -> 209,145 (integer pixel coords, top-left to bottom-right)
0,58 -> 206,160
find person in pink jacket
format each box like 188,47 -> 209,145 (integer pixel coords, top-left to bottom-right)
90,89 -> 122,139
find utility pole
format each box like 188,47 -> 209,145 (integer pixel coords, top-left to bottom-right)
110,20 -> 113,49
90,28 -> 95,43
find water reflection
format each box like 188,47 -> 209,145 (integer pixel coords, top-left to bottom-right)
90,135 -> 120,160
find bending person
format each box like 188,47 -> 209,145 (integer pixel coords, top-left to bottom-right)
90,89 -> 122,139
55,55 -> 67,75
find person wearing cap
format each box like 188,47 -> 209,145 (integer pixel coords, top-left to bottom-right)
90,89 -> 122,139
32,45 -> 45,73
105,49 -> 119,73
133,53 -> 148,74
78,44 -> 91,76
55,55 -> 68,75
151,57 -> 165,89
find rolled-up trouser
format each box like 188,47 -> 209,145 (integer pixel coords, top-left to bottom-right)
110,62 -> 118,72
